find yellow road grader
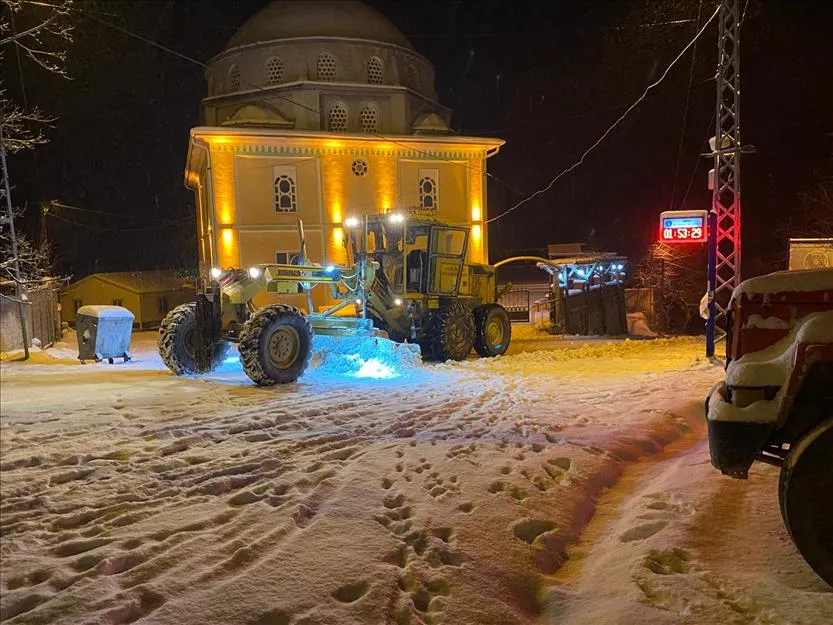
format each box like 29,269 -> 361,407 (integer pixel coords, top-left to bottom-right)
158,211 -> 512,385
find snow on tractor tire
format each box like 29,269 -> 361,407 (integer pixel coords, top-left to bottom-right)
473,303 -> 512,358
238,304 -> 313,386
158,302 -> 230,375
705,268 -> 833,587
420,303 -> 476,362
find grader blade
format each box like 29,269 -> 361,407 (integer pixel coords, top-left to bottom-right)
306,314 -> 422,374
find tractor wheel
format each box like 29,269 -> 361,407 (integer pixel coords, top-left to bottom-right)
422,303 -> 475,362
473,304 -> 512,357
238,304 -> 312,385
779,417 -> 833,586
158,302 -> 230,375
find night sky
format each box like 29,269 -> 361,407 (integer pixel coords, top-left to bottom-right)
4,0 -> 832,280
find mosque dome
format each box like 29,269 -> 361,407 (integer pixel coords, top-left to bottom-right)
203,0 -> 451,135
225,0 -> 413,51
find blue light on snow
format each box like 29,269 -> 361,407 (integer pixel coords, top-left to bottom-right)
348,357 -> 398,379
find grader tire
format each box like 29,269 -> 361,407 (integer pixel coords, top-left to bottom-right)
779,417 -> 833,587
421,303 -> 475,362
158,302 -> 230,375
238,304 -> 312,385
473,304 -> 511,357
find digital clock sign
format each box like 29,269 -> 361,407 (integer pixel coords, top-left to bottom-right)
659,210 -> 708,243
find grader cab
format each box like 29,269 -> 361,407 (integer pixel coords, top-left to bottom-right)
157,212 -> 511,386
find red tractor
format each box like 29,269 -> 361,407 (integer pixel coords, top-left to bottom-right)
706,268 -> 833,586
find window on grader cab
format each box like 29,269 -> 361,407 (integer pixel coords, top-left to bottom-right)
405,224 -> 430,292
430,228 -> 467,256
427,226 -> 468,296
352,222 -> 408,295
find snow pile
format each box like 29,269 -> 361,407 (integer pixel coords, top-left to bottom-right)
452,337 -> 707,375
76,305 -> 135,319
627,312 -> 657,338
707,331 -> 794,424
730,267 -> 833,304
726,310 -> 833,389
512,322 -> 554,340
310,333 -> 422,378
743,314 -> 794,330
725,334 -> 795,388
796,310 -> 833,343
708,311 -> 833,423
707,383 -> 781,423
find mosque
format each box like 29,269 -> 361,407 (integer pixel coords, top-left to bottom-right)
184,0 -> 504,310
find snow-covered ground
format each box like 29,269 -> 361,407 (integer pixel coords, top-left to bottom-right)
1,329 -> 830,624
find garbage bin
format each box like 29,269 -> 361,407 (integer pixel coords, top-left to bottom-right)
76,305 -> 134,364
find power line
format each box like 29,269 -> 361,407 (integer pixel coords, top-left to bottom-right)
46,211 -> 194,232
485,4 -> 721,224
49,201 -> 182,224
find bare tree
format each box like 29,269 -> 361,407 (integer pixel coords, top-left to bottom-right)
0,88 -> 55,152
0,204 -> 52,281
0,0 -> 73,77
1,0 -> 72,356
792,164 -> 833,238
634,241 -> 706,334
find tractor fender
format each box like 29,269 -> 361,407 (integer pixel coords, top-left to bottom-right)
785,417 -> 833,473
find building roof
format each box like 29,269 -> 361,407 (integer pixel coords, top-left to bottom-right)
68,270 -> 194,295
225,1 -> 413,51
189,126 -> 505,149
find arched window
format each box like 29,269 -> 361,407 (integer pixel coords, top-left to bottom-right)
359,104 -> 378,134
274,173 -> 297,212
229,64 -> 240,91
366,56 -> 384,84
328,102 -> 348,132
406,65 -> 419,90
418,170 -> 438,210
265,56 -> 284,85
317,52 -> 337,81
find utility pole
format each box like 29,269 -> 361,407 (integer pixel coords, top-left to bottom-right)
706,0 -> 743,358
0,123 -> 30,359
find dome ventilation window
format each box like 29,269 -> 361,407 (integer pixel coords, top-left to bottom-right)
265,56 -> 285,85
229,64 -> 240,91
317,52 -> 337,81
367,57 -> 384,84
359,104 -> 378,134
328,102 -> 348,132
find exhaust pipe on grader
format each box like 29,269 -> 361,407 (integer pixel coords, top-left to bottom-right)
158,212 -> 512,385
